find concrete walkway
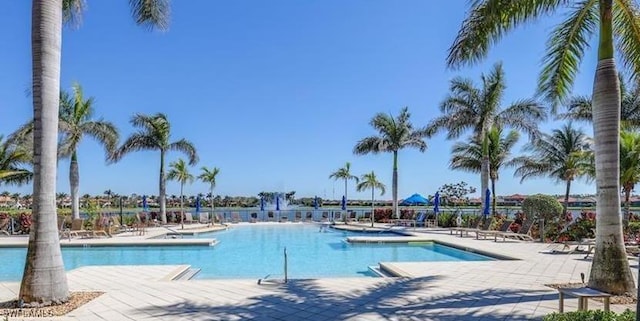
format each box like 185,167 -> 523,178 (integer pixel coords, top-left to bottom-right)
1,225 -> 637,320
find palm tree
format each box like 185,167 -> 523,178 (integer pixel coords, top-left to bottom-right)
619,131 -> 640,223
427,63 -> 546,218
355,107 -> 429,218
328,162 -> 359,213
103,189 -> 113,209
510,124 -> 590,217
0,135 -> 32,186
167,158 -> 194,229
111,113 -> 198,224
22,0 -> 171,305
447,0 -> 639,295
356,171 -> 386,227
558,75 -> 640,129
450,127 -> 519,216
56,83 -> 118,219
198,166 -> 220,218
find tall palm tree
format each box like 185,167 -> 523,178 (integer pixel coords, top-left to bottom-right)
22,0 -> 171,305
450,127 -> 519,216
619,131 -> 640,222
167,158 -> 194,229
558,75 -> 640,129
112,113 -> 198,224
198,166 -> 220,218
56,83 -> 118,219
103,189 -> 113,209
0,135 -> 32,186
328,162 -> 359,211
427,63 -> 545,218
356,171 -> 386,227
510,124 -> 590,217
355,107 -> 429,218
447,0 -> 639,295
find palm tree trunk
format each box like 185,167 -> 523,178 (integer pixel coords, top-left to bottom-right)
588,1 -> 635,294
70,151 -> 80,219
19,0 -> 69,305
393,151 -> 399,219
563,180 -> 571,218
490,178 -> 496,216
480,133 -> 489,219
371,187 -> 375,227
180,183 -> 184,229
159,150 -> 167,224
210,185 -> 214,223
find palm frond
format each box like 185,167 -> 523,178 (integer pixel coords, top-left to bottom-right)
447,0 -> 567,68
613,0 -> 640,80
129,0 -> 171,31
63,0 -> 86,27
538,0 -> 598,108
353,137 -> 386,155
556,95 -> 593,121
81,120 -> 119,157
167,139 -> 198,165
111,133 -> 159,163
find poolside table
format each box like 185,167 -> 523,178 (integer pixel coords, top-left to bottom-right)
557,287 -> 611,312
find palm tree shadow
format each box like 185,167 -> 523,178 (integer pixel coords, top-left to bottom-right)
137,276 -> 555,320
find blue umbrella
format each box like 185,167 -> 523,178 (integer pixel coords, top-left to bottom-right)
195,196 -> 201,214
433,192 -> 440,213
483,188 -> 491,216
341,195 -> 346,210
276,194 -> 280,211
142,195 -> 148,212
400,193 -> 429,206
260,196 -> 265,211
313,196 -> 319,210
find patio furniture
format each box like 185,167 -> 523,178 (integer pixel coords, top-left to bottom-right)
557,287 -> 611,312
494,219 -> 535,242
476,220 -> 514,240
449,218 -> 481,236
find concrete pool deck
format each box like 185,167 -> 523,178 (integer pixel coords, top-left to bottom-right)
0,223 -> 637,320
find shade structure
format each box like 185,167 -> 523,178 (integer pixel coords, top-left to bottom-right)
142,195 -> 148,211
341,195 -> 346,210
313,196 -> 319,210
433,192 -> 440,213
400,193 -> 429,206
276,195 -> 280,211
260,196 -> 265,211
195,196 -> 201,214
483,188 -> 491,216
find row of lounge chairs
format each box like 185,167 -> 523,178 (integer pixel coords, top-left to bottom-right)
198,211 -> 374,224
450,218 -> 535,242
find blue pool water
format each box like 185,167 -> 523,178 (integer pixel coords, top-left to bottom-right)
0,225 -> 492,281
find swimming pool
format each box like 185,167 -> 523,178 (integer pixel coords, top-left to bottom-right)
0,224 -> 493,281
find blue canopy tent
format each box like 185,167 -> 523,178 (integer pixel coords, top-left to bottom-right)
400,193 -> 429,206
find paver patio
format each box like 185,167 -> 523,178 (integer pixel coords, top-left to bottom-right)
0,224 -> 636,320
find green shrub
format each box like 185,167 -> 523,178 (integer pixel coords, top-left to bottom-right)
522,194 -> 563,222
543,309 -> 635,321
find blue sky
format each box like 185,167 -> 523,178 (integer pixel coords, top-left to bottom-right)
1,1 -> 599,200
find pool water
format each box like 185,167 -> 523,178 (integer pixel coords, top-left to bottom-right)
0,224 -> 492,281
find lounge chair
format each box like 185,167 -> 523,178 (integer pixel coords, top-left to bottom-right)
449,218 -> 482,237
267,211 -> 276,222
360,212 -> 372,223
333,212 -> 342,222
0,216 -> 11,236
199,212 -> 210,224
279,212 -> 288,222
183,212 -> 195,224
321,211 -> 329,222
413,212 -> 427,227
90,216 -> 111,238
466,219 -> 493,238
231,212 -> 241,223
305,212 -> 313,222
294,211 -> 302,222
476,220 -> 514,240
347,212 -> 357,223
63,219 -> 93,238
494,219 -> 535,242
133,213 -> 146,235
250,212 -> 258,223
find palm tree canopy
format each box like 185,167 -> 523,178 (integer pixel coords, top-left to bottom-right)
447,0 -> 640,107
557,75 -> 640,128
356,171 -> 386,196
620,130 -> 640,190
112,113 -> 198,164
354,107 -> 428,155
63,0 -> 170,30
0,135 -> 32,186
427,62 -> 546,141
198,166 -> 220,188
167,158 -> 194,185
450,126 -> 520,181
510,123 -> 591,183
329,162 -> 359,183
58,83 -> 119,158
